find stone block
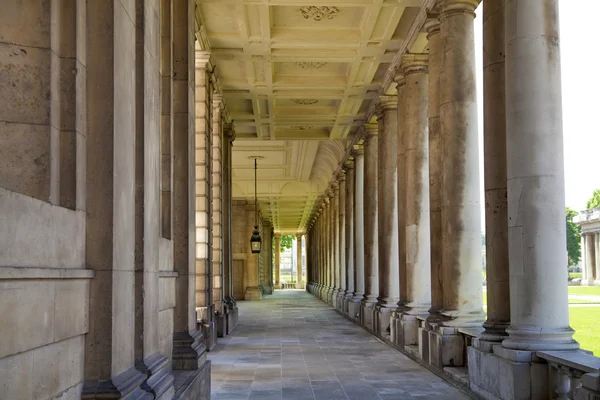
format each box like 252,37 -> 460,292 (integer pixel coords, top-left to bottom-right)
0,1 -> 50,48
173,359 -> 211,400
159,272 -> 177,311
0,188 -> 85,268
429,329 -> 464,368
244,286 -> 262,301
54,279 -> 89,341
32,336 -> 85,399
202,322 -> 216,351
375,308 -> 392,338
401,315 -> 419,346
0,280 -> 55,359
360,302 -> 376,331
348,300 -> 361,322
418,324 -> 430,363
0,347 -> 33,400
159,309 -> 174,371
467,345 -> 548,400
390,314 -> 402,346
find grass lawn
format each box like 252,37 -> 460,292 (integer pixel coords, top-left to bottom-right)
568,286 -> 600,296
570,306 -> 600,356
569,272 -> 583,280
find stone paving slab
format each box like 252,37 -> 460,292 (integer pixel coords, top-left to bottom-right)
208,290 -> 470,400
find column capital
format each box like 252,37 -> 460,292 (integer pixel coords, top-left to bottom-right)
439,0 -> 480,18
352,144 -> 364,156
377,95 -> 398,112
363,123 -> 379,137
343,156 -> 354,170
424,16 -> 441,38
401,54 -> 429,75
274,233 -> 281,239
225,123 -> 236,142
394,73 -> 406,91
296,234 -> 303,239
195,50 -> 211,69
338,170 -> 346,181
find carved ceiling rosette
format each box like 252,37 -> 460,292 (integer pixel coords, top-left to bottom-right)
298,6 -> 339,21
296,62 -> 327,69
292,99 -> 319,105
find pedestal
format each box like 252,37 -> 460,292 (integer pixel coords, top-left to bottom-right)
429,325 -> 464,369
360,301 -> 376,331
468,340 -> 549,400
331,288 -> 340,308
400,314 -> 419,346
418,317 -> 430,363
349,297 -> 362,322
374,306 -> 393,338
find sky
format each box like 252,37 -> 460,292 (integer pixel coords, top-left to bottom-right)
473,2 -> 600,218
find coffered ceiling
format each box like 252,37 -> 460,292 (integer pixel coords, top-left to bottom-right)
195,0 -> 431,234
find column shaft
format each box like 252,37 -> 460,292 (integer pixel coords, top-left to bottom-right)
395,76 -> 408,307
345,159 -> 355,300
439,0 -> 484,325
595,233 -> 600,284
212,96 -> 224,312
503,0 -> 577,350
482,0 -> 510,340
354,147 -> 366,300
586,234 -> 595,285
402,55 -> 431,314
425,19 -> 444,316
363,126 -> 379,304
377,98 -> 400,307
338,175 -> 347,301
274,234 -> 281,288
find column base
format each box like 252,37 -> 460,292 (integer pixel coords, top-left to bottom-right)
360,300 -> 377,331
216,312 -> 226,338
594,280 -> 600,287
136,353 -> 175,399
82,366 -> 149,399
428,325 -> 465,368
295,281 -> 305,290
172,329 -> 207,370
467,339 -> 549,400
331,288 -> 339,307
336,291 -> 346,312
244,286 -> 262,301
263,285 -> 274,295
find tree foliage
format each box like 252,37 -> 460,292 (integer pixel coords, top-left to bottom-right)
566,207 -> 581,267
272,235 -> 294,254
586,189 -> 600,209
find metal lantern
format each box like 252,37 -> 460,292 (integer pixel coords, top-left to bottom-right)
249,157 -> 262,253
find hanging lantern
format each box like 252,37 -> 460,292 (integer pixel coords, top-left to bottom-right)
249,157 -> 262,253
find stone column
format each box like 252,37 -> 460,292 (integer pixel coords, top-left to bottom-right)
400,54 -> 432,347
223,126 -> 235,303
133,0 -> 173,392
439,0 -> 484,327
351,144 -> 366,321
296,234 -> 304,288
331,187 -> 340,305
425,19 -> 444,319
374,97 -> 400,337
274,234 -> 281,289
83,1 -> 148,394
582,234 -> 588,284
502,0 -> 577,351
171,0 -> 207,370
390,75 -> 408,347
481,0 -> 510,341
337,173 -> 347,309
344,157 -> 356,315
361,124 -> 379,331
595,233 -> 600,285
194,50 -> 215,349
586,234 -> 596,286
212,95 -> 224,314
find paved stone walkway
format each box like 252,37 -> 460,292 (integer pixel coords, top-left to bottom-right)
208,290 -> 470,400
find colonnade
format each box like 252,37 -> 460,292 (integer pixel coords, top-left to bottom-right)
307,1 -> 581,398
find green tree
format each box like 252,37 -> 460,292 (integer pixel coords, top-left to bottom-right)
566,207 -> 581,267
586,189 -> 600,209
272,235 -> 294,254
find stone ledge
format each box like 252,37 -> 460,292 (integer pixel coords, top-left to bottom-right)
0,266 -> 94,280
536,350 -> 600,373
159,270 -> 178,278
